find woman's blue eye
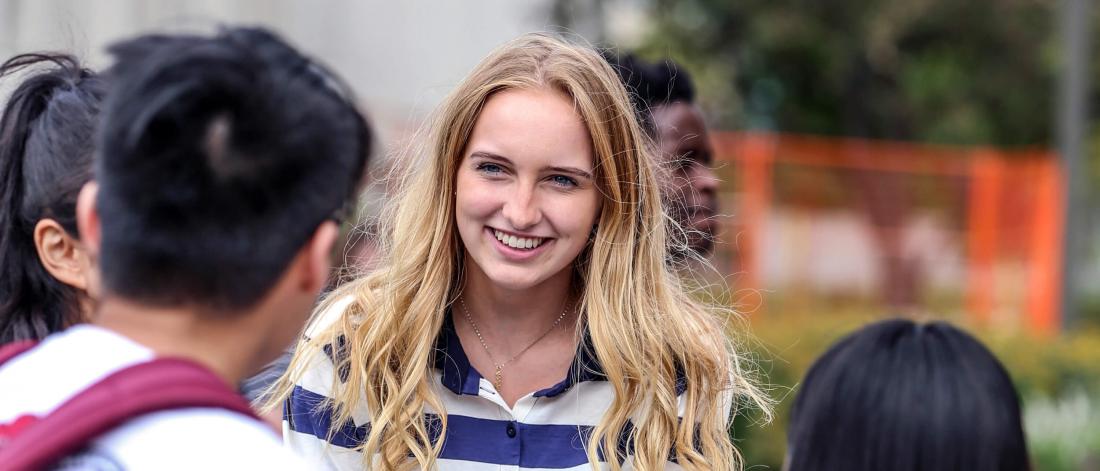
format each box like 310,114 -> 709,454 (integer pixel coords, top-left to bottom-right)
550,175 -> 577,187
476,163 -> 504,174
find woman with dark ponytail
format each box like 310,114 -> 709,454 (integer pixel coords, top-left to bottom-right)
0,53 -> 104,343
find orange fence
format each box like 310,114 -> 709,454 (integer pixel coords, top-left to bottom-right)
713,132 -> 1064,335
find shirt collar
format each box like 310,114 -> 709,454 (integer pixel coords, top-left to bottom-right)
433,311 -> 609,398
335,310 -> 685,398
433,313 -> 483,395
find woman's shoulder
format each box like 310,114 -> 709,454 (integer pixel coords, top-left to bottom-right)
288,294 -> 359,393
303,295 -> 357,339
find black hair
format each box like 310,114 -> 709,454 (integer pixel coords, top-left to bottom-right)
0,53 -> 104,343
602,51 -> 696,136
95,26 -> 372,310
786,319 -> 1030,471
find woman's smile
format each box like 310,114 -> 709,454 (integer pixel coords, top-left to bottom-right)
486,226 -> 555,261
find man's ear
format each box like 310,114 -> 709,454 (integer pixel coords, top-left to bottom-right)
75,182 -> 100,256
300,220 -> 339,294
33,219 -> 89,290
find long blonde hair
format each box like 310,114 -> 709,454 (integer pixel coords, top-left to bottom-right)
269,33 -> 770,470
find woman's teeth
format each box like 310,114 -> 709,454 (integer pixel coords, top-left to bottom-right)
494,230 -> 544,250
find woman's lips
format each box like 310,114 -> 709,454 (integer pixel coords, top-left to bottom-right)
485,227 -> 553,261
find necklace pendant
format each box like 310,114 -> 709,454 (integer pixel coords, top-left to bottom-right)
460,297 -> 575,395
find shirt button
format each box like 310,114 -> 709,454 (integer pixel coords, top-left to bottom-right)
506,422 -> 517,438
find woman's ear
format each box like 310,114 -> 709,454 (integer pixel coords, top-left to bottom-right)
75,182 -> 100,255
33,219 -> 89,290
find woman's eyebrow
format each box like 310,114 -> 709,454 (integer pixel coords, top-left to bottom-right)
547,166 -> 593,180
469,151 -> 513,165
470,150 -> 593,179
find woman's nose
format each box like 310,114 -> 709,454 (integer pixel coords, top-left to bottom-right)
500,184 -> 542,229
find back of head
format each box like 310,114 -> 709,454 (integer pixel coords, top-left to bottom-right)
96,26 -> 371,310
0,53 -> 104,342
601,52 -> 696,136
787,319 -> 1029,471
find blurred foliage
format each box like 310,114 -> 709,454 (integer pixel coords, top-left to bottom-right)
1025,388 -> 1100,471
633,0 -> 1061,147
729,300 -> 1100,470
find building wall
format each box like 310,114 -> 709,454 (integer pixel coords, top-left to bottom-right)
0,0 -> 559,139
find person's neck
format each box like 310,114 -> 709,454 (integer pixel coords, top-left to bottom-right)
93,297 -> 266,386
460,265 -> 576,338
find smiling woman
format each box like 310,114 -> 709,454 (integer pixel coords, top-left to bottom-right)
456,87 -> 600,294
268,33 -> 771,471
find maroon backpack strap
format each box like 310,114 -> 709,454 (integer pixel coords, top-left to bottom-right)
0,340 -> 38,366
0,357 -> 262,471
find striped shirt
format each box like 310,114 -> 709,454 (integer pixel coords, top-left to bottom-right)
283,302 -> 692,470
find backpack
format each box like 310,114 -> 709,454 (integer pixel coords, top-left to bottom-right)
0,340 -> 262,471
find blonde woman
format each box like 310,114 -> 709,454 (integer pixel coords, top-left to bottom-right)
270,33 -> 769,470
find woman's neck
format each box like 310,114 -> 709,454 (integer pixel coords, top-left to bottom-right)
460,262 -> 575,338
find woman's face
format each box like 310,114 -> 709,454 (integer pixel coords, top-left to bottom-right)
455,87 -> 600,292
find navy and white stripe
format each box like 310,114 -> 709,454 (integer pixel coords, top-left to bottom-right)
284,304 -> 689,470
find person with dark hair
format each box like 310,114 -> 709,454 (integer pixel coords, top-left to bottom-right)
0,53 -> 104,343
786,319 -> 1031,471
605,52 -> 719,259
0,26 -> 371,469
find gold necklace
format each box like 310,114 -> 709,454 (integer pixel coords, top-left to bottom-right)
459,297 -> 571,391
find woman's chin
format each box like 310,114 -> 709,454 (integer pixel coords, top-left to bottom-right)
482,271 -> 544,292
475,261 -> 574,292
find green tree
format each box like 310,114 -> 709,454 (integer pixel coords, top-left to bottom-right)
636,0 -> 1058,146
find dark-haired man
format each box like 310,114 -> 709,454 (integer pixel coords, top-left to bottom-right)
605,53 -> 720,259
0,27 -> 371,469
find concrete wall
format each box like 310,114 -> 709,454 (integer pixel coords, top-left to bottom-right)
0,0 -> 562,139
